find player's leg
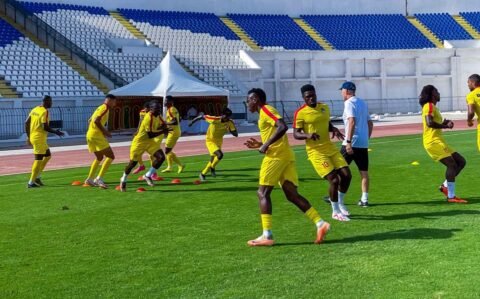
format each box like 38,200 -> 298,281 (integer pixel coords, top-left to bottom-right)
28,153 -> 44,188
95,147 -> 115,189
119,160 -> 138,192
200,155 -> 214,181
35,148 -> 52,186
331,152 -> 351,215
359,171 -> 369,207
144,149 -> 166,186
452,152 -> 466,177
162,146 -> 173,172
352,148 -> 369,207
324,171 -> 349,221
132,155 -> 145,174
210,149 -> 223,177
439,155 -> 467,203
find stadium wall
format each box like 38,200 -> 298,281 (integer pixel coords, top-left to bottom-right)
29,0 -> 480,16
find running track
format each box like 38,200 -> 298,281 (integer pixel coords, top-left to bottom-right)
0,122 -> 474,176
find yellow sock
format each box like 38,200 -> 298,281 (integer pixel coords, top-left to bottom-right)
211,156 -> 220,169
87,159 -> 101,180
201,161 -> 212,175
171,152 -> 182,166
305,207 -> 322,224
38,155 -> 51,177
261,214 -> 272,231
29,160 -> 42,183
166,152 -> 173,168
97,157 -> 113,179
149,155 -> 154,167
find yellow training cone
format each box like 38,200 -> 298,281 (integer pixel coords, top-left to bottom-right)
411,161 -> 420,166
368,148 -> 373,152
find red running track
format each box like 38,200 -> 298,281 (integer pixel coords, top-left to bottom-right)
0,122 -> 474,176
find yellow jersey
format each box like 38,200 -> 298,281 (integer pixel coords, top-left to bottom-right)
166,106 -> 181,135
466,87 -> 480,124
133,112 -> 165,145
28,105 -> 49,140
87,104 -> 109,138
293,103 -> 337,155
258,105 -> 294,161
422,102 -> 445,145
205,115 -> 237,143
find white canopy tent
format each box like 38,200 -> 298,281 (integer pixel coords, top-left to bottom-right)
110,52 -> 229,97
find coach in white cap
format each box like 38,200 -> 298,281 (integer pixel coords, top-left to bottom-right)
340,81 -> 373,207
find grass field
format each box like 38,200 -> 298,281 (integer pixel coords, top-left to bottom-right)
1,130 -> 480,298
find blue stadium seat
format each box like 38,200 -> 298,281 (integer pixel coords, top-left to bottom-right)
460,12 -> 480,33
0,18 -> 23,46
302,14 -> 435,50
228,14 -> 322,50
19,1 -> 109,15
416,13 -> 471,41
118,9 -> 239,40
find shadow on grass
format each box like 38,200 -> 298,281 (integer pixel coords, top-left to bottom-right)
351,209 -> 480,221
367,197 -> 480,206
275,228 -> 462,246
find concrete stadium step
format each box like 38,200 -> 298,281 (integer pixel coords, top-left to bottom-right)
0,79 -> 20,98
110,11 -> 147,40
407,16 -> 444,48
219,16 -> 262,51
0,13 -> 109,95
293,18 -> 334,50
452,15 -> 480,39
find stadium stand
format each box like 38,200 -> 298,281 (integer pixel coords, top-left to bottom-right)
119,9 -> 250,94
20,2 -> 163,84
415,13 -> 472,41
228,14 -> 323,50
0,17 -> 103,98
459,12 -> 480,34
301,14 -> 435,50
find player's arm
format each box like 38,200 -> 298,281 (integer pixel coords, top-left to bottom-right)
228,120 -> 238,137
345,117 -> 355,154
425,115 -> 453,129
25,116 -> 31,145
293,128 -> 319,141
166,109 -> 179,126
94,116 -> 111,138
258,118 -> 288,154
188,114 -> 205,127
467,104 -> 475,127
329,121 -> 344,140
43,121 -> 64,137
368,120 -> 373,138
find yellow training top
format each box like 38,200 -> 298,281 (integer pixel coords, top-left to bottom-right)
87,104 -> 109,138
258,105 -> 294,161
205,115 -> 236,143
422,102 -> 445,145
29,105 -> 49,140
133,112 -> 165,145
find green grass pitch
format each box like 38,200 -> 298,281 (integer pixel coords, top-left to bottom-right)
1,130 -> 480,298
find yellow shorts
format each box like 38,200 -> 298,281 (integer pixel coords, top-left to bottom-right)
153,135 -> 164,145
206,140 -> 222,156
130,141 -> 161,161
165,131 -> 180,148
309,150 -> 348,178
86,135 -> 110,153
425,141 -> 454,161
31,139 -> 48,155
259,158 -> 298,187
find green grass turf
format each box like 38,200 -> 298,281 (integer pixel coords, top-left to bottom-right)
1,130 -> 480,298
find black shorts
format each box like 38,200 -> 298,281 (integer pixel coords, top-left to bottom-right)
340,146 -> 369,171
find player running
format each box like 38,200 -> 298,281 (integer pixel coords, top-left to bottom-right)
244,88 -> 330,246
293,84 -> 352,221
25,95 -> 64,188
189,107 -> 238,181
132,101 -> 151,175
84,94 -> 117,189
161,96 -> 185,174
419,85 -> 467,203
119,101 -> 169,192
466,74 -> 480,150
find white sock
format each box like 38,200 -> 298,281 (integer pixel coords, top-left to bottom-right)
121,173 -> 128,183
338,192 -> 346,205
316,220 -> 325,228
95,176 -> 102,181
331,201 -> 340,213
443,180 -> 448,187
447,181 -> 455,198
28,180 -> 34,184
263,230 -> 273,238
361,192 -> 368,202
145,167 -> 156,177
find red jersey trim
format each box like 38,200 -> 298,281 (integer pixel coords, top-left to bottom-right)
428,103 -> 433,116
168,107 -> 174,119
260,105 -> 279,122
149,113 -> 153,131
293,104 -> 307,129
205,115 -> 221,120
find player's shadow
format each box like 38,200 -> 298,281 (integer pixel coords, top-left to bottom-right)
351,209 -> 480,221
368,197 -> 480,206
149,186 -> 260,192
221,168 -> 260,172
275,228 -> 461,246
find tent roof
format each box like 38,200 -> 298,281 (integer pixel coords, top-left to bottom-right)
110,52 -> 229,97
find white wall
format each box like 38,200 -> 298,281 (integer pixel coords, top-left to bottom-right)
28,0 -> 480,16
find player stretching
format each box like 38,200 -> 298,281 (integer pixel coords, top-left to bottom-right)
120,101 -> 169,192
419,85 -> 467,203
161,96 -> 185,173
84,94 -> 117,189
244,88 -> 330,246
189,108 -> 238,181
25,95 -> 64,188
466,74 -> 480,150
293,84 -> 352,221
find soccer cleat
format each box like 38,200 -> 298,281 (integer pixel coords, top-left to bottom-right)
151,173 -> 159,181
247,235 -> 275,247
120,181 -> 127,192
177,164 -> 186,174
144,175 -> 155,187
161,168 -> 172,173
210,167 -> 216,177
132,165 -> 145,174
339,203 -> 350,216
27,182 -> 40,188
83,179 -> 97,187
34,178 -> 44,186
315,221 -> 331,244
94,178 -> 108,189
199,173 -> 206,182
322,196 -> 331,204
358,200 -> 369,207
332,212 -> 350,222
447,197 -> 468,204
439,185 -> 448,197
